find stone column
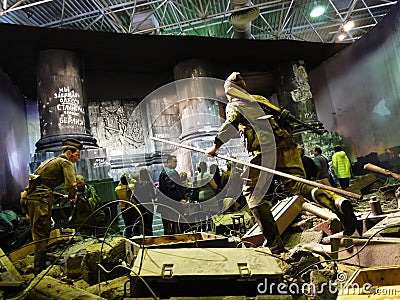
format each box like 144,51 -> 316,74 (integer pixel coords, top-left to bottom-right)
173,59 -> 221,177
35,49 -> 97,152
274,60 -> 342,157
32,50 -> 110,181
275,60 -> 320,127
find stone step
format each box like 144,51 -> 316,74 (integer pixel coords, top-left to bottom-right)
152,212 -> 164,236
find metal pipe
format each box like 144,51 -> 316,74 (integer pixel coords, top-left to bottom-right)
302,202 -> 338,220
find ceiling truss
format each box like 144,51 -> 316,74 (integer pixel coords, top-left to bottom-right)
0,0 -> 397,43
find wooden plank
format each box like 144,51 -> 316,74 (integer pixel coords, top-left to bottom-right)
346,173 -> 378,194
0,282 -> 23,287
8,243 -> 35,263
9,229 -> 75,262
0,246 -> 24,286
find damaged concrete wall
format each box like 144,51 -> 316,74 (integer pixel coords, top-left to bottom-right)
309,3 -> 400,158
0,68 -> 30,209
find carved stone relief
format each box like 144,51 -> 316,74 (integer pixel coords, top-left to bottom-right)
88,100 -> 144,156
290,61 -> 313,103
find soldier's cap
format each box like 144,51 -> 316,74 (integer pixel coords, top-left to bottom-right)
76,174 -> 85,181
62,138 -> 83,150
224,72 -> 246,89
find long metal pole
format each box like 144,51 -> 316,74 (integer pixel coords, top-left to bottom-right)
150,136 -> 362,200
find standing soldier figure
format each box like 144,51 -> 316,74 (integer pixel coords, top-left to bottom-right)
206,72 -> 357,253
20,138 -> 82,274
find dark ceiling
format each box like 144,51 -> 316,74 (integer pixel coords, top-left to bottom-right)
0,23 -> 349,100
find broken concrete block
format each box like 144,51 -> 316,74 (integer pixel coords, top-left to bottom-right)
81,238 -> 126,285
65,253 -> 85,279
301,231 -> 323,244
280,248 -> 322,279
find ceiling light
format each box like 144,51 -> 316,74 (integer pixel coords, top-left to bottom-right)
310,4 -> 326,18
343,20 -> 355,32
337,33 -> 346,41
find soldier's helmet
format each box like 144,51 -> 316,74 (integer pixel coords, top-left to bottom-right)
224,72 -> 247,90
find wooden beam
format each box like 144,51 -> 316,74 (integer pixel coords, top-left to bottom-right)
0,246 -> 24,288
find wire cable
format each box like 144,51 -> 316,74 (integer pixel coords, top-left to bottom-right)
97,263 -> 158,299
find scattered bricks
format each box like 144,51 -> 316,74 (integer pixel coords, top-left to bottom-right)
310,218 -> 342,236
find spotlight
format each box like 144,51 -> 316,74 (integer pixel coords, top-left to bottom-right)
310,4 -> 326,18
343,20 -> 355,32
337,33 -> 346,41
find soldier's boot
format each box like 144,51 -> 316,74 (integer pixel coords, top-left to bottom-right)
311,188 -> 357,236
34,251 -> 47,275
250,203 -> 286,254
334,197 -> 358,236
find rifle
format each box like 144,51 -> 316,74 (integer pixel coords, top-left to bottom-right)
150,136 -> 362,200
225,87 -> 326,135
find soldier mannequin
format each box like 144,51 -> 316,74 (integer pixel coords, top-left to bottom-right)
20,138 -> 82,274
74,175 -> 106,237
206,72 -> 357,253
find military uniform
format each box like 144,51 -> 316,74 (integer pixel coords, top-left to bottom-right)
209,72 -> 357,252
20,138 -> 82,274
213,95 -> 285,251
75,184 -> 106,237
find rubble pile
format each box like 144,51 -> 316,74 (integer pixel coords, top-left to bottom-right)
0,174 -> 400,299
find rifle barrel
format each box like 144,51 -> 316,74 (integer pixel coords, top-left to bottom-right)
288,115 -> 325,135
150,136 -> 362,200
